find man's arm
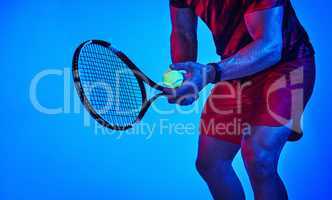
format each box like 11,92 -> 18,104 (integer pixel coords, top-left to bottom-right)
215,6 -> 284,81
165,6 -> 284,105
170,6 -> 198,63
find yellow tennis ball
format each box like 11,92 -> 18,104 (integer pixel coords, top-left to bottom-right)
163,70 -> 184,88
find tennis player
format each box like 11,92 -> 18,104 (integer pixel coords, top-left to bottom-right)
165,0 -> 315,199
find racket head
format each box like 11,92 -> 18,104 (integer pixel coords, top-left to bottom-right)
72,40 -> 149,130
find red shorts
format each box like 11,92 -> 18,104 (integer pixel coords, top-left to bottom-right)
200,57 -> 316,144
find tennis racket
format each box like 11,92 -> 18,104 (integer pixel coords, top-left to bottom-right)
72,40 -> 170,130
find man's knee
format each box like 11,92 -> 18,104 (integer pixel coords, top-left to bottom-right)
195,156 -> 232,178
195,156 -> 213,177
241,146 -> 277,181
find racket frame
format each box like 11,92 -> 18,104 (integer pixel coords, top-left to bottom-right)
73,40 -> 166,130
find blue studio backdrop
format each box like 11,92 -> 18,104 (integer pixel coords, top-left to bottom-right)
1,0 -> 331,199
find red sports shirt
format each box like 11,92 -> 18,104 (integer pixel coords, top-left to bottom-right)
170,0 -> 314,61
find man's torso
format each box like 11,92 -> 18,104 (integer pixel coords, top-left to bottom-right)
171,0 -> 315,61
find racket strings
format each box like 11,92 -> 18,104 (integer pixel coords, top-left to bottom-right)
77,43 -> 143,127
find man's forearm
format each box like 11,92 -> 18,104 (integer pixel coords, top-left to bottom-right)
171,30 -> 197,63
216,39 -> 282,81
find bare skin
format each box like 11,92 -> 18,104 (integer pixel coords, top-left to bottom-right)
166,4 -> 290,200
196,126 -> 290,200
196,135 -> 244,200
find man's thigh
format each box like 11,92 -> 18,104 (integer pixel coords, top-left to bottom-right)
241,125 -> 292,164
197,135 -> 240,165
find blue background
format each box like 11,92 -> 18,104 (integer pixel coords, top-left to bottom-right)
1,0 -> 331,199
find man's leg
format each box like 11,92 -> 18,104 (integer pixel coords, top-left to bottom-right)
241,126 -> 291,200
196,135 -> 244,200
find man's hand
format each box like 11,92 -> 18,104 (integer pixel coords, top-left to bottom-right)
164,62 -> 216,105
